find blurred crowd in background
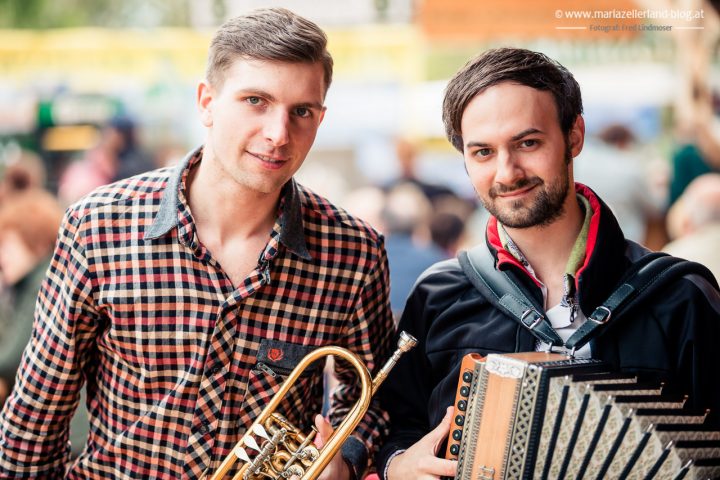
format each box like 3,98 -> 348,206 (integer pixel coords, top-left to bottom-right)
1,0 -> 720,456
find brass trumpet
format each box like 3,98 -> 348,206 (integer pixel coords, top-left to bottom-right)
209,331 -> 417,480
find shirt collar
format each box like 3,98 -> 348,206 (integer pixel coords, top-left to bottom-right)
497,193 -> 593,277
277,180 -> 312,260
144,147 -> 197,241
144,146 -> 311,261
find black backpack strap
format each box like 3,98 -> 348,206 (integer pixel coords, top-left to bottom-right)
459,246 -> 719,353
458,245 -> 563,346
565,253 -> 719,350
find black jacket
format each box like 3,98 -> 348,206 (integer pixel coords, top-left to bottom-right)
376,184 -> 720,477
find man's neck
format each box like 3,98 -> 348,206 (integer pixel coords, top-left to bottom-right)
502,193 -> 585,288
187,156 -> 280,244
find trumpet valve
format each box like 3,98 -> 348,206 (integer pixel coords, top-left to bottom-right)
242,435 -> 261,453
251,424 -> 271,441
298,444 -> 319,464
233,446 -> 251,463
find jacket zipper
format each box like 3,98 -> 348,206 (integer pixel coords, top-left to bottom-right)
252,362 -> 277,377
562,274 -> 578,323
252,362 -> 294,378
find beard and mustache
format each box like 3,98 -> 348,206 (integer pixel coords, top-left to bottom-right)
479,144 -> 572,229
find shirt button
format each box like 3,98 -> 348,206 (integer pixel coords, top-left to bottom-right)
199,423 -> 210,435
209,365 -> 221,376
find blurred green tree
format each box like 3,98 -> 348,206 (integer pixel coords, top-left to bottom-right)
0,0 -> 191,29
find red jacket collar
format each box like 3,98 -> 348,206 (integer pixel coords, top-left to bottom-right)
486,182 -> 602,288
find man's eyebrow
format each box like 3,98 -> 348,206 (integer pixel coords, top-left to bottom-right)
235,88 -> 275,101
235,88 -> 324,110
511,128 -> 544,141
465,128 -> 545,149
294,100 -> 325,111
466,141 -> 491,149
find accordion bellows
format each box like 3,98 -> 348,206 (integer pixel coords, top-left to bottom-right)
446,352 -> 720,480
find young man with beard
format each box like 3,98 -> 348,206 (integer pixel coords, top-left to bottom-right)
376,48 -> 720,479
0,8 -> 393,480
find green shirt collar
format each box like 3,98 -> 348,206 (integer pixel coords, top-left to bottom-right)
498,194 -> 593,277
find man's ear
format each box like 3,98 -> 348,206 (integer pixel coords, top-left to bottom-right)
197,80 -> 214,127
568,115 -> 585,158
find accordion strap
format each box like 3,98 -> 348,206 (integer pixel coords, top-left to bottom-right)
459,244 -> 563,346
459,246 -> 718,352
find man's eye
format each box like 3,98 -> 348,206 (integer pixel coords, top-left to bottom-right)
476,148 -> 492,157
246,97 -> 262,105
521,139 -> 537,148
294,107 -> 310,118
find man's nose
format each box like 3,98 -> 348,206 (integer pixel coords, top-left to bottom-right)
263,110 -> 290,147
494,149 -> 523,185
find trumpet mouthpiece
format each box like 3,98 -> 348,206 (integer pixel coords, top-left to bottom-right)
397,331 -> 418,352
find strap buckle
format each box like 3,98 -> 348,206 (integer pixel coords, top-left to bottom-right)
521,308 -> 544,329
589,306 -> 612,324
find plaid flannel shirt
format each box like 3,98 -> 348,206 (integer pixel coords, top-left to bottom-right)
0,147 -> 395,479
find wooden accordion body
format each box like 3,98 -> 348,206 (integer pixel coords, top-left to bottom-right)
445,352 -> 720,480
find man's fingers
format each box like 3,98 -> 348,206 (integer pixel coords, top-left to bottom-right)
427,406 -> 454,454
313,414 -> 334,448
422,457 -> 458,477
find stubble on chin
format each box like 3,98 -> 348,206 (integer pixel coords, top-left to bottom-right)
482,179 -> 568,229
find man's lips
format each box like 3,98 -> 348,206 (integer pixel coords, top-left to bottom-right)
496,184 -> 536,198
248,151 -> 288,165
490,178 -> 543,199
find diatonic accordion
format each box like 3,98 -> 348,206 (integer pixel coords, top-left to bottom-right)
445,352 -> 720,480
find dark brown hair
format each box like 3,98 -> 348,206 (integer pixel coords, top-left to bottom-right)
442,48 -> 583,151
206,8 -> 333,93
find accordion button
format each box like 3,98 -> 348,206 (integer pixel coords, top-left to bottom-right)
452,429 -> 462,441
455,415 -> 464,426
457,400 -> 467,411
450,444 -> 459,455
460,386 -> 470,397
462,371 -> 472,382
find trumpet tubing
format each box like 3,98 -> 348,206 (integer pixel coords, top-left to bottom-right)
209,332 -> 417,480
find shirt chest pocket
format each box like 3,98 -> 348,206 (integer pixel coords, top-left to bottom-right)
241,339 -> 323,430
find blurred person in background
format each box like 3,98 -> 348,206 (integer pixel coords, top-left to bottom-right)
0,187 -> 91,458
428,194 -> 474,258
0,8 -> 393,479
429,212 -> 466,258
0,148 -> 47,204
0,189 -> 63,402
381,182 -> 446,319
57,120 -> 123,205
341,185 -> 387,232
573,123 -> 664,246
664,173 -> 720,280
384,137 -> 456,207
668,88 -> 720,206
58,116 -> 154,206
108,115 -> 156,182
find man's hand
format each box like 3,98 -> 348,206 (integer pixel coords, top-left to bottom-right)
386,406 -> 458,480
314,414 -> 351,480
0,378 -> 8,404
291,414 -> 350,480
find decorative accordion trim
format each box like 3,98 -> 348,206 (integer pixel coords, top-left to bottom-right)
446,352 -> 720,479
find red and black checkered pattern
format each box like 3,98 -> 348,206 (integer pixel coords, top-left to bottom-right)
0,148 -> 395,479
